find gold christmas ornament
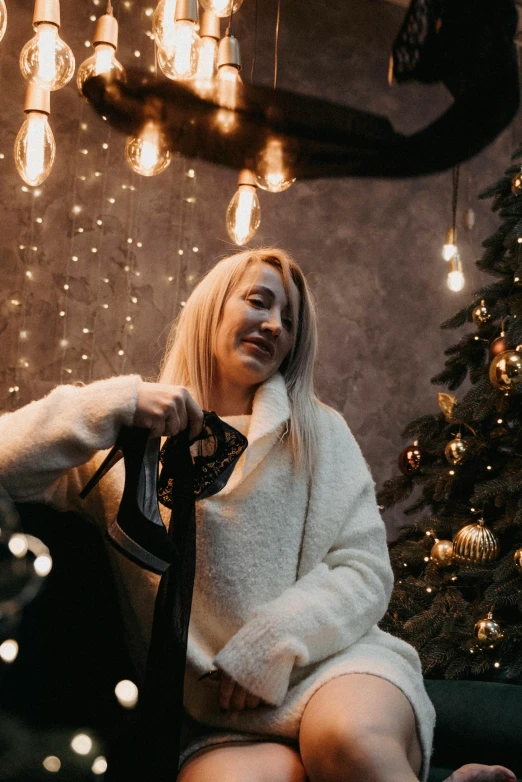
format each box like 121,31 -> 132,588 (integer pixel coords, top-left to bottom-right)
444,436 -> 467,465
452,518 -> 500,564
489,347 -> 522,391
514,548 -> 522,573
438,392 -> 458,422
512,168 -> 522,195
471,300 -> 491,325
398,444 -> 424,476
430,539 -> 454,567
489,334 -> 508,359
473,612 -> 503,649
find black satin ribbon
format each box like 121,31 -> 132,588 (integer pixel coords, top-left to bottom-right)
136,428 -> 195,780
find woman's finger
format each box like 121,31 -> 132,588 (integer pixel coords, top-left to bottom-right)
229,683 -> 247,712
185,393 -> 205,440
219,673 -> 235,711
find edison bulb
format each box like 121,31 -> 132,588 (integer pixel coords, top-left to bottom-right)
125,122 -> 172,176
442,242 -> 458,261
447,270 -> 465,292
157,21 -> 200,80
226,177 -> 261,245
152,0 -> 177,49
0,0 -> 7,44
14,111 -> 56,186
20,23 -> 75,91
200,0 -> 244,18
192,36 -> 218,96
255,138 -> 296,193
77,44 -> 125,96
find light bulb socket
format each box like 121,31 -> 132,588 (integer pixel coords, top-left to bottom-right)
199,9 -> 220,39
24,83 -> 50,115
218,33 -> 241,70
93,13 -> 119,48
175,0 -> 198,23
445,226 -> 457,245
447,253 -> 462,274
33,0 -> 60,27
237,169 -> 257,187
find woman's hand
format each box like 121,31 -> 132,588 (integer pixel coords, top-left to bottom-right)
217,670 -> 264,712
134,382 -> 204,440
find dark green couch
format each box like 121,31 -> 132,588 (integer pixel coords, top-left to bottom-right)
3,505 -> 522,781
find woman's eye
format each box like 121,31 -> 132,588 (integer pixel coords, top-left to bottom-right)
283,318 -> 293,329
248,297 -> 265,307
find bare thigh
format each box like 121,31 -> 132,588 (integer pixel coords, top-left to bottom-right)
177,741 -> 307,782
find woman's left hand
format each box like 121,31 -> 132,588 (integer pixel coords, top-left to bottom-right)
218,670 -> 264,711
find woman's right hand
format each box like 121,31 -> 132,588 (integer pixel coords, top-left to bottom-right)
133,382 -> 204,440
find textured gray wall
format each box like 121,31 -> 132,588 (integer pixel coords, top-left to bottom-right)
0,0 -> 517,535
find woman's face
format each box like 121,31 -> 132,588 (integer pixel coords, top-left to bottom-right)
214,262 -> 298,391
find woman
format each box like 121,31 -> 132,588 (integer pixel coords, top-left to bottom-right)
0,248 -> 515,782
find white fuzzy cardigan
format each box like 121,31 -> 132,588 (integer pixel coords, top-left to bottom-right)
0,373 -> 435,779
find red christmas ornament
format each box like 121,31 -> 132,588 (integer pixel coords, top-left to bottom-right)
489,335 -> 508,359
398,444 -> 424,476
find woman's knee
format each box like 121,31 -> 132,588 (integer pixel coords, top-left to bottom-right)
177,742 -> 307,782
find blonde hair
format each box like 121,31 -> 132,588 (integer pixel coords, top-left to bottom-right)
158,247 -> 320,473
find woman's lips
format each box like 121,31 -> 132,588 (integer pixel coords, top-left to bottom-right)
242,339 -> 273,359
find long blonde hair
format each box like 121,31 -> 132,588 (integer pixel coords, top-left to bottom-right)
158,248 -> 320,473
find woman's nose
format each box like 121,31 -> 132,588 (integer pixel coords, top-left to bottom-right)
261,309 -> 282,336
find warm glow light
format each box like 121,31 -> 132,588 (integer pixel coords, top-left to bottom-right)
114,679 -> 139,708
153,0 -> 177,48
92,756 -> 108,775
200,0 -> 243,17
442,242 -> 458,261
20,23 -> 75,91
0,0 -> 6,44
8,534 -> 28,558
192,36 -> 218,96
255,138 -> 296,193
125,121 -> 172,176
71,734 -> 93,755
14,111 -> 56,187
34,553 -> 53,576
0,639 -> 19,663
447,270 -> 465,292
226,183 -> 261,245
43,756 -> 61,773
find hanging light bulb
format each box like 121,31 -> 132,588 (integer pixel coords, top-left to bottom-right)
214,32 -> 242,132
442,226 -> 458,261
255,137 -> 296,193
125,121 -> 172,176
20,0 -> 75,91
14,84 -> 56,187
226,169 -> 261,246
155,0 -> 200,81
200,0 -> 243,19
447,252 -> 465,292
192,10 -> 220,97
0,0 -> 7,44
152,0 -> 176,49
77,3 -> 125,97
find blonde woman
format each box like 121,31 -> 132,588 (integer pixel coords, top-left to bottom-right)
0,248 -> 515,782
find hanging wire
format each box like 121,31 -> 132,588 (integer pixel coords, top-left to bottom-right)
227,5 -> 235,36
107,0 -> 113,13
273,0 -> 282,89
451,164 -> 460,237
250,0 -> 259,83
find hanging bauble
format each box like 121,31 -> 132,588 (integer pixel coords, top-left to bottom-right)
489,334 -> 508,359
444,435 -> 467,465
437,392 -> 458,422
489,348 -> 522,391
452,518 -> 500,564
473,612 -> 503,648
514,548 -> 522,573
512,168 -> 522,195
430,539 -> 454,567
398,444 -> 423,476
471,300 -> 491,325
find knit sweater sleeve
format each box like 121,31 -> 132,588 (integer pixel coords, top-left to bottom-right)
213,406 -> 394,706
0,375 -> 141,514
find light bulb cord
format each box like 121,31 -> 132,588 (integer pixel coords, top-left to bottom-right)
226,6 -> 235,36
273,0 -> 281,89
451,164 -> 460,237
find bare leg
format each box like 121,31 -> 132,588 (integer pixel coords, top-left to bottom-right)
299,673 -> 422,782
177,741 -> 307,782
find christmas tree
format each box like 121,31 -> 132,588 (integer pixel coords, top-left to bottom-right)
377,150 -> 522,683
